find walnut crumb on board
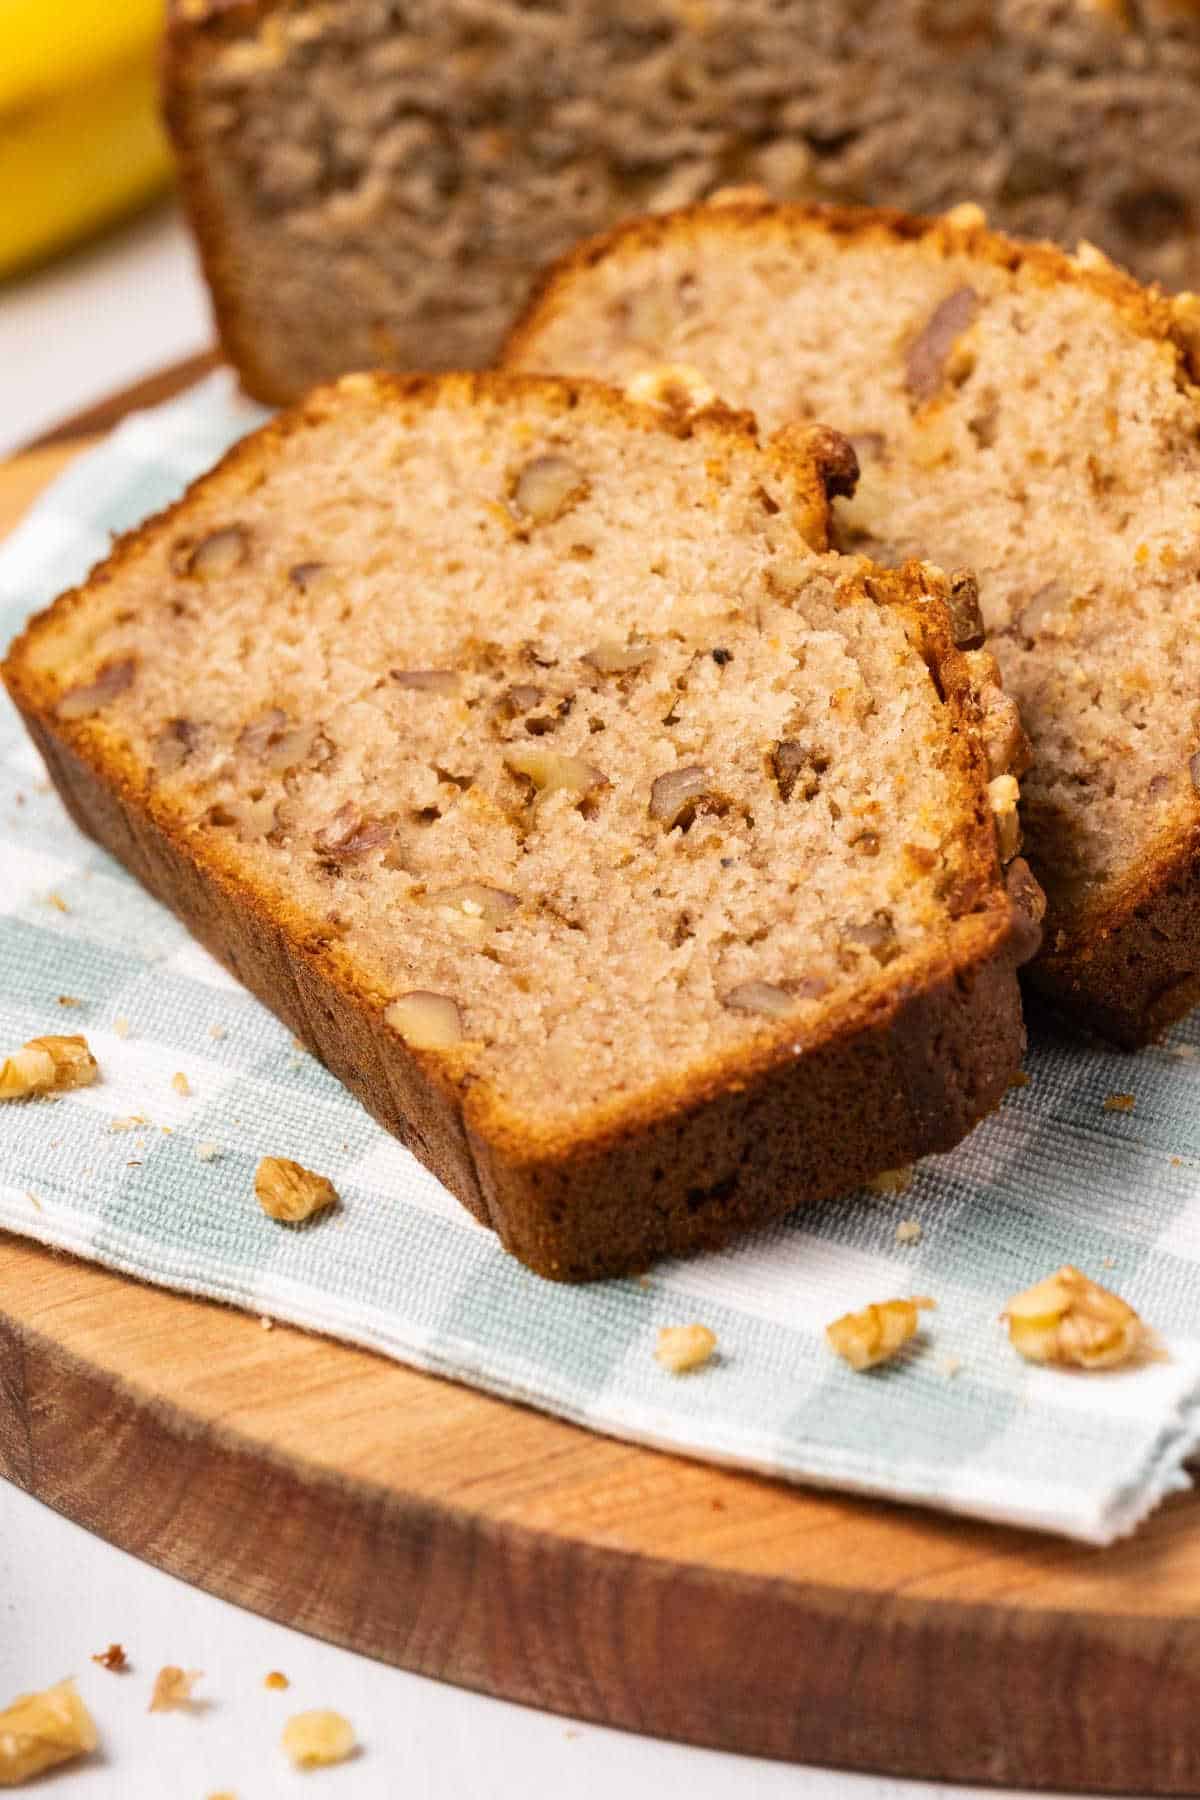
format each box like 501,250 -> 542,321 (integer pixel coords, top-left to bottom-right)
264,1671 -> 289,1690
826,1297 -> 935,1371
655,1324 -> 717,1373
208,1024 -> 226,1040
895,1220 -> 923,1246
46,891 -> 69,913
113,1015 -> 130,1039
281,1710 -> 357,1769
1002,1266 -> 1145,1369
0,1678 -> 98,1783
255,1157 -> 338,1223
195,1142 -> 220,1162
149,1666 -> 202,1713
171,1071 -> 191,1097
56,995 -> 81,1008
0,1034 -> 98,1101
1103,1092 -> 1136,1113
92,1644 -> 127,1672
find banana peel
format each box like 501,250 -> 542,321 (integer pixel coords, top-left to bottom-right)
0,0 -> 174,279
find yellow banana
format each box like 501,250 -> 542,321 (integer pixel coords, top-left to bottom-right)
0,0 -> 173,279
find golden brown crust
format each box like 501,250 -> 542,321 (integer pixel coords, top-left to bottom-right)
506,198 -> 1200,1048
2,369 -> 1033,1277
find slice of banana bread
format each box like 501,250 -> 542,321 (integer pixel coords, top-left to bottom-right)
505,201 -> 1200,1046
3,371 -> 1034,1279
164,0 -> 1200,406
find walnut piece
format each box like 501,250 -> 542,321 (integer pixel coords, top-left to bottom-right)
976,683 -> 1030,779
826,1296 -> 935,1371
511,454 -> 589,525
149,1666 -> 203,1713
655,1324 -> 717,1373
386,991 -> 465,1049
0,1034 -> 98,1101
721,981 -> 794,1018
56,657 -> 136,721
391,668 -> 461,696
506,745 -> 608,803
281,1710 -> 357,1770
428,884 -> 519,933
255,1157 -> 338,1224
649,764 -> 711,830
625,364 -> 718,417
581,640 -> 655,675
945,569 -> 986,650
313,804 -> 392,861
987,773 -> 1022,862
0,1678 -> 98,1784
1002,1265 -> 1145,1369
92,1644 -> 128,1673
264,1671 -> 289,1691
180,524 -> 249,579
769,740 -> 828,803
905,287 -> 979,401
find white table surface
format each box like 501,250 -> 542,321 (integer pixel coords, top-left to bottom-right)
0,206 -> 1076,1800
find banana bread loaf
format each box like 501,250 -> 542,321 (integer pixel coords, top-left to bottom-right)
2,370 -> 1035,1278
164,0 -> 1200,405
505,199 -> 1200,1045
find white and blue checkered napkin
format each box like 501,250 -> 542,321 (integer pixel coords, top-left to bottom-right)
4,370 -> 1200,1544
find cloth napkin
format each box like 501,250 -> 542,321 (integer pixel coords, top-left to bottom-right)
3,370 -> 1200,1546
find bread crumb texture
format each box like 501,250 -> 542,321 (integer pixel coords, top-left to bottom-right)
0,1678 -> 98,1785
12,375 -> 1016,1132
1003,1265 -> 1145,1369
281,1709 -> 356,1770
826,1296 -> 935,1371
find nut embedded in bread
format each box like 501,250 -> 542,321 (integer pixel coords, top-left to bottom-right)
505,199 -> 1200,1046
2,370 -> 1033,1279
164,0 -> 1200,405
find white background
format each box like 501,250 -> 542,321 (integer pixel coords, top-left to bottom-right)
0,206 -> 1081,1799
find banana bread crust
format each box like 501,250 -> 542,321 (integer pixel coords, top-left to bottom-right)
3,371 -> 1035,1278
506,199 -> 1200,1048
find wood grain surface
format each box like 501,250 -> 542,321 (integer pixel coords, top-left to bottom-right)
4,381 -> 1200,1794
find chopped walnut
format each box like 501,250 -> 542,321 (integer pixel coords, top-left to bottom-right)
264,1671 -> 290,1691
1103,1092 -> 1136,1113
281,1710 -> 357,1770
0,1034 -> 98,1101
1002,1266 -> 1145,1369
976,684 -> 1030,779
255,1157 -> 338,1224
313,803 -> 393,861
625,364 -> 718,418
179,524 -> 249,580
391,668 -> 461,696
649,764 -> 712,831
171,1071 -> 191,1097
827,1296 -> 935,1371
905,287 -> 979,401
428,884 -> 519,934
721,981 -> 794,1018
149,1666 -> 203,1712
945,569 -> 986,650
506,745 -> 608,804
56,657 -> 136,721
655,1324 -> 717,1373
511,454 -> 589,525
92,1644 -> 128,1672
386,991 -> 465,1049
895,1219 -> 923,1246
987,773 -> 1021,862
769,740 -> 828,803
581,640 -> 655,675
0,1678 -> 98,1783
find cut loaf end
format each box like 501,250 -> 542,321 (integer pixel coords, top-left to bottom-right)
4,371 -> 1035,1277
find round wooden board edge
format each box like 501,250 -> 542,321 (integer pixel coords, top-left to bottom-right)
3,368 -> 1200,1792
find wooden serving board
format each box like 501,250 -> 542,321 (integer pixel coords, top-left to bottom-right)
5,374 -> 1200,1795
